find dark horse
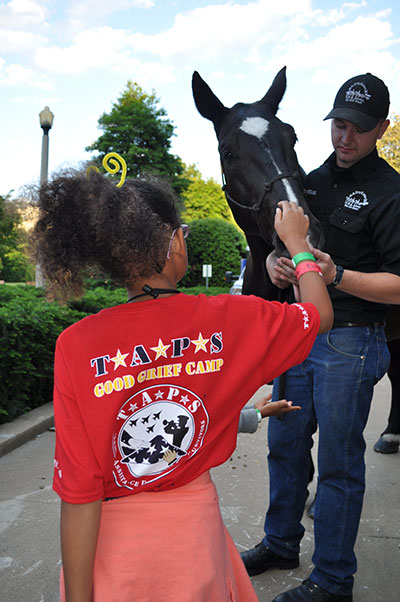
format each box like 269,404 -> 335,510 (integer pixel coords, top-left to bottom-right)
192,67 -> 323,301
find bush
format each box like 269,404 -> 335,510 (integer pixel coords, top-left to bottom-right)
179,285 -> 230,296
0,284 -> 44,304
2,247 -> 35,282
0,286 -> 85,422
67,286 -> 127,314
182,218 -> 246,287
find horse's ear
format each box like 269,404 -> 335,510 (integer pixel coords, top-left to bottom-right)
260,67 -> 287,115
192,71 -> 228,134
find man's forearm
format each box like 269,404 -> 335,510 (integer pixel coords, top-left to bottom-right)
335,269 -> 400,304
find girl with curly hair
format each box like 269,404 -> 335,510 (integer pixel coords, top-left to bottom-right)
34,168 -> 332,602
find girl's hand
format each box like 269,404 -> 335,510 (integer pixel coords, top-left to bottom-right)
254,394 -> 301,418
274,201 -> 310,246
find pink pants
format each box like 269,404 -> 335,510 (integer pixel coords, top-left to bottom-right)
60,471 -> 258,601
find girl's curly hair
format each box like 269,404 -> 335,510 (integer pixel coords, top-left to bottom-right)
32,169 -> 181,297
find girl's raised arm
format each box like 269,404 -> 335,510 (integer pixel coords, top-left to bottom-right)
274,201 -> 333,334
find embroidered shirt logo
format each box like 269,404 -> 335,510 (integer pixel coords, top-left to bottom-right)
305,189 -> 317,196
345,82 -> 371,106
344,190 -> 369,211
112,384 -> 209,490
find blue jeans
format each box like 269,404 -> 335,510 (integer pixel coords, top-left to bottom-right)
264,324 -> 390,596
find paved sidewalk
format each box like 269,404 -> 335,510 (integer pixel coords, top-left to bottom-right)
0,377 -> 399,601
0,402 -> 54,458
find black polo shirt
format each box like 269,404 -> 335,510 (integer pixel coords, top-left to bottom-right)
305,149 -> 400,323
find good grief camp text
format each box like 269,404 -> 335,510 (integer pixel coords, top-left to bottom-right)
93,359 -> 224,398
90,331 -> 225,399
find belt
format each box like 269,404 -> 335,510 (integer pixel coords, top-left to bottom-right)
332,321 -> 384,328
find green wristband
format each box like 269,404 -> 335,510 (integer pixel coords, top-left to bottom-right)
292,252 -> 316,267
255,408 -> 262,423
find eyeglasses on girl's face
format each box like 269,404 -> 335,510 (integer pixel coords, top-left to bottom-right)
167,224 -> 190,259
180,224 -> 190,240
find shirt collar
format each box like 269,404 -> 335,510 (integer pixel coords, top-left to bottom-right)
328,148 -> 379,185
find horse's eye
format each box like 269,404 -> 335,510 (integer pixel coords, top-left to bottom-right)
221,149 -> 234,162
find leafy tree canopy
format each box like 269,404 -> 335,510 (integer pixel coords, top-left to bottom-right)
181,163 -> 235,224
86,81 -> 188,194
377,113 -> 400,172
0,194 -> 19,276
0,195 -> 36,282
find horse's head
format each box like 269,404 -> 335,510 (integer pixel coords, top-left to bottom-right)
192,67 -> 323,256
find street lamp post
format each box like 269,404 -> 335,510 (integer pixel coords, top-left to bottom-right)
36,106 -> 54,287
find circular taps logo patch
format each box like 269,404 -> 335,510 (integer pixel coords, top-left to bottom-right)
112,384 -> 209,490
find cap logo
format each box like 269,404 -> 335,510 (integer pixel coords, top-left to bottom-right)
345,82 -> 371,106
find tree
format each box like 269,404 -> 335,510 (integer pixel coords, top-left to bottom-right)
0,195 -> 35,282
0,194 -> 19,279
86,81 -> 188,194
377,113 -> 400,172
181,164 -> 236,223
181,218 -> 246,287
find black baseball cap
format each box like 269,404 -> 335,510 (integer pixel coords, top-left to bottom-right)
324,73 -> 390,132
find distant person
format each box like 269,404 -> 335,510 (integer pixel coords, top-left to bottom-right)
374,335 -> 400,454
33,167 -> 332,602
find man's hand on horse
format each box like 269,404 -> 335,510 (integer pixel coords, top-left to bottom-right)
266,251 -> 297,288
309,246 -> 336,285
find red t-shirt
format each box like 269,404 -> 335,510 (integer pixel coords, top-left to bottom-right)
53,293 -> 319,503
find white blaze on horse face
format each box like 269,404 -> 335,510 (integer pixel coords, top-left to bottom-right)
271,158 -> 299,205
239,117 -> 269,138
239,117 -> 299,205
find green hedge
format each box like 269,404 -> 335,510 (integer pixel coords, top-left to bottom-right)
0,284 -> 230,423
67,287 -> 127,314
0,286 -> 85,422
179,285 -> 230,296
181,218 -> 246,287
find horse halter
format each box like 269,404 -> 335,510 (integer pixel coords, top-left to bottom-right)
221,169 -> 301,213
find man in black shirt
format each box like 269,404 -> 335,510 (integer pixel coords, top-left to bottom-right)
241,73 -> 400,601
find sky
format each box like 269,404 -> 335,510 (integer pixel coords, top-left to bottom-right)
1,0 -> 400,198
